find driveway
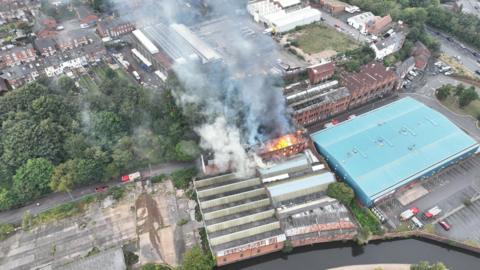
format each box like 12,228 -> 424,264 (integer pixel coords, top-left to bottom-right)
0,162 -> 194,225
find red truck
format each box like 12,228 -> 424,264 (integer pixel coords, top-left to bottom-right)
121,171 -> 141,183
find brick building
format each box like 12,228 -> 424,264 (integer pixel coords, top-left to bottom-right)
34,38 -> 57,56
55,29 -> 91,52
306,62 -> 335,85
0,63 -> 39,89
290,84 -> 351,126
366,15 -> 392,35
316,0 -> 348,14
288,62 -> 398,127
96,18 -> 135,38
75,6 -> 98,28
411,41 -> 431,70
340,62 -> 398,108
0,44 -> 36,68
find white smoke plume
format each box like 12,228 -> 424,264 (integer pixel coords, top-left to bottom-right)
112,0 -> 293,175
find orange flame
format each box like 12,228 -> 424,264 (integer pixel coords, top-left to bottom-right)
266,134 -> 299,152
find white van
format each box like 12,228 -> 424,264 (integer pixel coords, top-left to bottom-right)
411,216 -> 424,229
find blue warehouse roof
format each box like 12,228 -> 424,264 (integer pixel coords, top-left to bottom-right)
311,97 -> 479,205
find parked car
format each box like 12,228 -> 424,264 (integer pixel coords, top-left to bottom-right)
439,220 -> 451,231
95,185 -> 109,192
472,52 -> 478,57
476,70 -> 480,76
320,17 -> 325,21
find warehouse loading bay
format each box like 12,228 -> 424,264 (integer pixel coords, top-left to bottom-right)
376,154 -> 480,241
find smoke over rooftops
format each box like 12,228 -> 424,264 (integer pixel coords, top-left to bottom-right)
112,0 -> 293,175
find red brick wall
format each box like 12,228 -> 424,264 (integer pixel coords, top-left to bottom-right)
216,242 -> 285,266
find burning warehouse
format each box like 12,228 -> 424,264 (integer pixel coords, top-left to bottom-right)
257,131 -> 309,161
194,143 -> 358,266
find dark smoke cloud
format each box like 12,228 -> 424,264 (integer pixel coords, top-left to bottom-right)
112,0 -> 293,174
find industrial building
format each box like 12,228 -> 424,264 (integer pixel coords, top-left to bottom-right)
131,23 -> 222,73
195,149 -> 357,266
287,81 -> 351,126
340,62 -> 398,108
247,0 -> 321,33
311,97 -> 480,206
194,173 -> 285,266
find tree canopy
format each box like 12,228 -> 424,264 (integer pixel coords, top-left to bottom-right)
180,246 -> 215,270
0,67 -> 198,210
327,182 -> 355,205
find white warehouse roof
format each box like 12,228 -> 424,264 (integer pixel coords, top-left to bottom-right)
347,12 -> 374,25
274,0 -> 301,8
268,7 -> 321,33
132,29 -> 159,55
170,23 -> 222,63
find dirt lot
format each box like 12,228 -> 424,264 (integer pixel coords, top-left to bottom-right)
0,180 -> 199,270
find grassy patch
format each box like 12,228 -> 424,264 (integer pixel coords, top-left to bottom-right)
440,94 -> 480,119
78,75 -> 99,92
292,24 -> 358,54
349,203 -> 382,235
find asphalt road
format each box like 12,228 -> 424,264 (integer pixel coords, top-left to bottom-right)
427,28 -> 480,74
0,162 -> 193,225
458,0 -> 480,17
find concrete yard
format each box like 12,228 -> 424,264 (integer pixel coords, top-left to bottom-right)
378,155 -> 480,231
0,180 -> 199,270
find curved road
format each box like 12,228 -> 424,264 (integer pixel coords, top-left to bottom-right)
0,162 -> 194,225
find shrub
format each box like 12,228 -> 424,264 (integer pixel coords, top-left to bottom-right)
151,174 -> 167,184
171,168 -> 197,190
124,251 -> 139,266
0,223 -> 14,240
349,203 -> 382,235
177,218 -> 188,226
108,186 -> 125,200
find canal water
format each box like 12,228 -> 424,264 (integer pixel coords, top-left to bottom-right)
219,239 -> 480,270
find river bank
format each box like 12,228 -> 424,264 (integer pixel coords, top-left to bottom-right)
328,264 -> 410,270
218,236 -> 480,270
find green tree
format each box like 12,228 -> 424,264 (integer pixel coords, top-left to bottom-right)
13,158 -> 54,203
326,182 -> 355,205
180,246 -> 215,270
57,76 -> 79,93
51,158 -> 99,194
0,188 -> 16,211
1,118 -> 65,169
175,140 -> 200,161
435,85 -> 451,100
458,86 -> 479,107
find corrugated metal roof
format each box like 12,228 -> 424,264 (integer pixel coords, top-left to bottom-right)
311,97 -> 479,201
258,154 -> 309,177
267,171 -> 335,197
132,29 -> 159,54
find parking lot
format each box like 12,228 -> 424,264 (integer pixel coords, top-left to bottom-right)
377,155 -> 480,231
438,198 -> 480,243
